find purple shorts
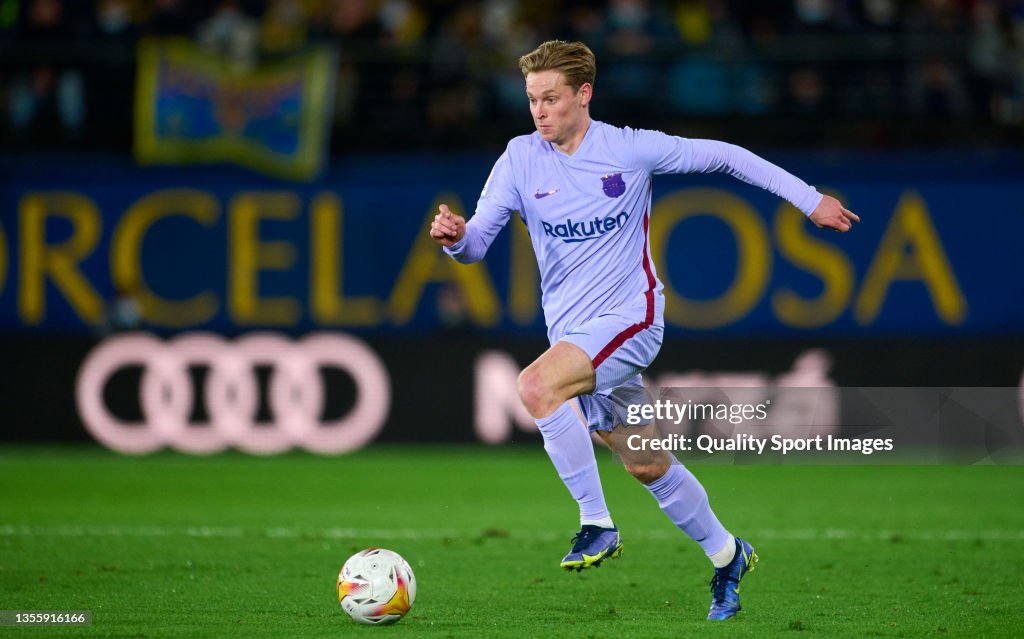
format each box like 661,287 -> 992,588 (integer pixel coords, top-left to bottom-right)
559,299 -> 663,432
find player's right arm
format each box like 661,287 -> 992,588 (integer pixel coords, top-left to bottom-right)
432,146 -> 522,264
430,204 -> 466,247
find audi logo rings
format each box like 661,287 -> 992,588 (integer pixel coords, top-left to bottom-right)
76,332 -> 391,455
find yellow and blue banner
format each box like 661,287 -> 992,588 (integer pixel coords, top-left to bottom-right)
134,38 -> 336,181
1,151 -> 1023,335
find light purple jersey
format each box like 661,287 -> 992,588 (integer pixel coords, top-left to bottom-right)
445,120 -> 823,343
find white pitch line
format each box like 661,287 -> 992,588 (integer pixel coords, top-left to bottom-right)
1,524 -> 1023,543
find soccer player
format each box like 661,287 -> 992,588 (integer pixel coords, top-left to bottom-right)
429,40 -> 858,620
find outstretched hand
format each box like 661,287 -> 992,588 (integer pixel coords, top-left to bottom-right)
809,195 -> 860,233
429,204 -> 467,248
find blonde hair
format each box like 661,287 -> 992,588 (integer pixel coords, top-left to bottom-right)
518,40 -> 596,93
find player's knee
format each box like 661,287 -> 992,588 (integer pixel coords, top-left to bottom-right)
624,462 -> 670,485
517,369 -> 556,419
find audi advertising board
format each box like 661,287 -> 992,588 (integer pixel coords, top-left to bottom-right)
2,330 -> 1021,457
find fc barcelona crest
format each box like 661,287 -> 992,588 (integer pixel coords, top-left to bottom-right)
601,173 -> 626,198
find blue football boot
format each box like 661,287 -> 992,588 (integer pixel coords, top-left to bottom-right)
707,537 -> 758,620
559,525 -> 623,571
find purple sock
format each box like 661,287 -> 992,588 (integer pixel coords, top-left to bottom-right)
535,402 -> 611,524
645,463 -> 730,556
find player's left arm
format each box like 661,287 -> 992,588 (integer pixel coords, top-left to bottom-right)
807,194 -> 859,233
686,138 -> 859,232
630,130 -> 859,232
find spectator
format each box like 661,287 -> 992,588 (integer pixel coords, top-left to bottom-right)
94,0 -> 137,41
425,3 -> 484,134
8,0 -> 86,143
903,0 -> 971,116
602,0 -> 676,101
0,0 -> 1021,152
843,0 -> 900,116
195,0 -> 260,69
312,0 -> 386,129
379,0 -> 428,46
969,0 -> 1024,124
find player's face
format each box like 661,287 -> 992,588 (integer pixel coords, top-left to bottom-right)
525,70 -> 591,149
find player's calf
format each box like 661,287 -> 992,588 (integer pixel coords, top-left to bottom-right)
597,425 -> 674,485
622,461 -> 671,484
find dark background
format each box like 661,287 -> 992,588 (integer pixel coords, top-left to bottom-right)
1,0 -> 1022,450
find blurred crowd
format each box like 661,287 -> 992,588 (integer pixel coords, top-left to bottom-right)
2,0 -> 1023,152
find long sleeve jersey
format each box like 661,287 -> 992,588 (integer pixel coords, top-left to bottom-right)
445,120 -> 823,343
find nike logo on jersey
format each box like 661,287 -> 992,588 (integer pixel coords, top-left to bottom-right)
534,188 -> 560,199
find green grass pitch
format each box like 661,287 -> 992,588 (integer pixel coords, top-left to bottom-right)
1,446 -> 1022,638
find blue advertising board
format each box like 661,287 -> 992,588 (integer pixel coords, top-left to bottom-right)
0,151 -> 1021,336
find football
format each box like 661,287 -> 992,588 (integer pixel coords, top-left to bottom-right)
337,548 -> 417,625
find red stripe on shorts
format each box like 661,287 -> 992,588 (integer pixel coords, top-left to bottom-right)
592,205 -> 656,369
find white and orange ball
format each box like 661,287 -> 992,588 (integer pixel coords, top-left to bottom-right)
337,548 -> 417,625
